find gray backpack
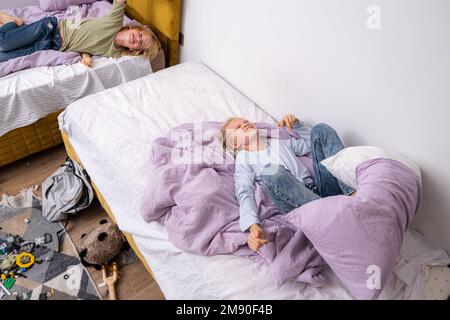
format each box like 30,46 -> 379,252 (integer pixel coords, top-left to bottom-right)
42,158 -> 94,222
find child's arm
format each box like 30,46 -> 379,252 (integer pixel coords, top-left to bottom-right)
247,223 -> 268,252
290,137 -> 311,157
108,0 -> 126,19
291,120 -> 312,153
235,156 -> 260,233
80,53 -> 93,67
279,114 -> 312,151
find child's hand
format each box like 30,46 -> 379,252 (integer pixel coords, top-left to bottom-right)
278,114 -> 299,129
81,53 -> 93,68
248,224 -> 268,252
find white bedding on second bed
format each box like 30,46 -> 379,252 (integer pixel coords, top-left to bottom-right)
0,55 -> 152,137
59,62 -> 450,300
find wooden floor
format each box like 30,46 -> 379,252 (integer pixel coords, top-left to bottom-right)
0,145 -> 165,300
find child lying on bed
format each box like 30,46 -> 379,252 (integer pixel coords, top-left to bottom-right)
221,115 -> 356,252
0,0 -> 161,66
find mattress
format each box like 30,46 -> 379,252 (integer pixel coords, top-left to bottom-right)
0,55 -> 152,138
58,62 -> 450,300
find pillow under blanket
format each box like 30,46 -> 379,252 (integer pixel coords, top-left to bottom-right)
321,146 -> 421,190
39,0 -> 97,12
287,158 -> 422,299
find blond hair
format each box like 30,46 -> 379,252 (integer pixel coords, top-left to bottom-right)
119,25 -> 162,60
220,117 -> 237,153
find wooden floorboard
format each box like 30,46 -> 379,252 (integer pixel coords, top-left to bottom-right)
0,145 -> 165,300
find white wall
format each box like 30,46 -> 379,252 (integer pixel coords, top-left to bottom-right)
0,0 -> 38,9
180,0 -> 450,253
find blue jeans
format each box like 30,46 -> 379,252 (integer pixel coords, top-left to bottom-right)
0,17 -> 61,63
261,123 -> 355,214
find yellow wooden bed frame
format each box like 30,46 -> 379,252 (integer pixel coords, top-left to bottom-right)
61,131 -> 157,280
0,0 -> 181,167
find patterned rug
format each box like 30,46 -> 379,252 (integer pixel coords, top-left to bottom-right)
0,187 -> 101,300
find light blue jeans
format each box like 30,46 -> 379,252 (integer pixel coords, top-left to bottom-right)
260,123 -> 355,214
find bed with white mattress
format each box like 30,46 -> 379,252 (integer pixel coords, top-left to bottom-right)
0,55 -> 152,137
0,0 -> 157,138
58,62 -> 450,300
0,0 -> 181,168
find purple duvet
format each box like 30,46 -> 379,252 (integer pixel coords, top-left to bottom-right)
141,122 -> 328,288
0,1 -> 133,77
287,158 -> 422,299
141,122 -> 422,299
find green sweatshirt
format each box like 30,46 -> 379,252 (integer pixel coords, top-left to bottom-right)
60,0 -> 125,58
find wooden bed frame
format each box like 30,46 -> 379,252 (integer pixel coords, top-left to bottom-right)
61,132 -> 157,280
0,0 -> 181,168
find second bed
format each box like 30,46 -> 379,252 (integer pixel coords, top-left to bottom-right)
0,0 -> 181,167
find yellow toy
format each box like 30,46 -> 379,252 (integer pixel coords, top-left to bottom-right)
16,252 -> 35,269
101,262 -> 120,300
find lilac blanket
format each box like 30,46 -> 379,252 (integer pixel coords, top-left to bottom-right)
141,122 -> 422,297
141,122 -> 328,288
0,1 -> 133,77
286,158 -> 422,299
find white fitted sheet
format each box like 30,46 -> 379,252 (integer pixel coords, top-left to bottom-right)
59,62 -> 450,300
0,55 -> 152,137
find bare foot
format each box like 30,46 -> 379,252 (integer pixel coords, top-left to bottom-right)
0,11 -> 24,27
14,17 -> 24,27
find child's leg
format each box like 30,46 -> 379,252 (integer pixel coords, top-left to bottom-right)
311,123 -> 355,197
0,45 -> 36,63
0,21 -> 19,33
0,18 -> 48,52
260,164 -> 321,214
0,11 -> 24,27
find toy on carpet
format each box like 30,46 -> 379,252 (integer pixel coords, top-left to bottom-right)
102,262 -> 120,300
78,218 -> 126,269
77,218 -> 127,300
0,232 -> 50,298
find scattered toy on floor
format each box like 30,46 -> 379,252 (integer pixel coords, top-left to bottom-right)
0,280 -> 11,296
0,231 -> 55,300
0,243 -> 8,254
2,277 -> 15,290
1,254 -> 17,270
78,219 -> 126,269
16,252 -> 35,269
102,262 -> 120,300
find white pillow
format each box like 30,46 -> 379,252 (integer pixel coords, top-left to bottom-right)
422,266 -> 450,300
321,146 -> 422,189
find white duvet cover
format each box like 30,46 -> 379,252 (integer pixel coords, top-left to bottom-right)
0,55 -> 152,137
59,62 -> 450,300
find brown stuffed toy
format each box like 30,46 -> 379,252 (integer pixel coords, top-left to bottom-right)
78,219 -> 126,269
